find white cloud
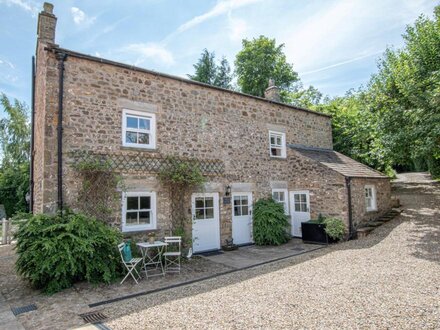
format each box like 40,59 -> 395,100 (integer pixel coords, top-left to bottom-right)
122,43 -> 175,66
0,58 -> 15,69
163,0 -> 262,44
0,0 -> 38,16
71,7 -> 96,27
227,12 -> 248,42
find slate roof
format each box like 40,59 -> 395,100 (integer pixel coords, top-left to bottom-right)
289,145 -> 388,179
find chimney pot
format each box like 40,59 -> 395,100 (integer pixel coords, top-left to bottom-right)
264,79 -> 281,102
43,2 -> 53,14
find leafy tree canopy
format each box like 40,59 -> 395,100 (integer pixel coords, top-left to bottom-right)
234,36 -> 299,101
0,93 -> 30,216
188,49 -> 233,89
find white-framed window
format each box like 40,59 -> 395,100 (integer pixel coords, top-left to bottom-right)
269,130 -> 286,158
365,185 -> 377,212
122,109 -> 156,149
293,193 -> 309,212
122,191 -> 157,232
272,189 -> 289,214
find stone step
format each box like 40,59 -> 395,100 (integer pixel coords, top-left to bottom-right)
367,221 -> 382,227
357,227 -> 375,238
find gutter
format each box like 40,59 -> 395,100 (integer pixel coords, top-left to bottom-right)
56,52 -> 67,211
345,176 -> 354,239
30,56 -> 36,213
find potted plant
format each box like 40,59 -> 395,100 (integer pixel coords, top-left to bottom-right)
301,215 -> 345,244
147,232 -> 156,244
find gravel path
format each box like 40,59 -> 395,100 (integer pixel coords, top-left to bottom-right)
106,178 -> 440,329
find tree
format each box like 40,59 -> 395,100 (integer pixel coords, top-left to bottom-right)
188,50 -> 233,89
188,49 -> 217,85
214,57 -> 232,89
234,36 -> 299,101
0,93 -> 30,215
364,6 -> 440,176
286,84 -> 323,109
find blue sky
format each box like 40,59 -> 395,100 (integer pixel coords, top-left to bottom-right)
0,0 -> 437,116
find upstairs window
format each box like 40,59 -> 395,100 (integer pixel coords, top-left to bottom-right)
269,131 -> 286,158
365,185 -> 377,211
272,189 -> 289,214
122,109 -> 156,149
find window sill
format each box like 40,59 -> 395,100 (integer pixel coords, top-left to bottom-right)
122,226 -> 157,233
120,146 -> 158,153
366,209 -> 378,213
270,156 -> 287,160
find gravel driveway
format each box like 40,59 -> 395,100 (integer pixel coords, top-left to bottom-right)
106,175 -> 440,329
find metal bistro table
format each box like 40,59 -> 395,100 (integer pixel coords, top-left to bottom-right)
136,241 -> 168,278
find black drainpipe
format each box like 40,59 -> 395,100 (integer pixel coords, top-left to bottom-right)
56,52 -> 67,211
30,56 -> 36,213
345,176 -> 353,239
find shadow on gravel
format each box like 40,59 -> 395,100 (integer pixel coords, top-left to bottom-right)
396,182 -> 440,265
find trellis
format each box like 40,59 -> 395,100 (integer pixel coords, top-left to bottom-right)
70,150 -> 224,224
70,150 -> 224,175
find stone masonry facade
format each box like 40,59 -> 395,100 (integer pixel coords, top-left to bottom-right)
32,4 -> 391,246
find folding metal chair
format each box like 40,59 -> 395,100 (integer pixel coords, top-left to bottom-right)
118,243 -> 142,284
163,236 -> 182,274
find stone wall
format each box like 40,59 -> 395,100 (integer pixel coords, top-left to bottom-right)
350,178 -> 392,228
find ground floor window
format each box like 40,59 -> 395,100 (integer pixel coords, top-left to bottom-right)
122,191 -> 156,232
272,189 -> 289,214
365,185 -> 377,211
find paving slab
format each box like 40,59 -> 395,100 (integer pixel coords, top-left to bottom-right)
202,238 -> 322,269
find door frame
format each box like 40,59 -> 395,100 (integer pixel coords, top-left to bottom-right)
289,190 -> 311,237
231,192 -> 253,245
191,192 -> 220,253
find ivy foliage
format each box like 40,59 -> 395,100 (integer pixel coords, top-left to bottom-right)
15,210 -> 122,294
158,157 -> 205,187
253,198 -> 290,245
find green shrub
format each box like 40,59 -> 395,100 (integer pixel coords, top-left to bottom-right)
15,210 -> 122,294
323,217 -> 345,241
253,198 -> 290,245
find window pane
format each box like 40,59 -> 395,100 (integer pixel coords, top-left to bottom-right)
272,192 -> 278,200
138,133 -> 150,145
126,212 -> 138,225
278,192 -> 285,201
138,211 -> 150,224
294,195 -> 300,203
242,206 -> 249,215
271,148 -> 281,156
241,196 -> 248,206
195,198 -> 204,208
276,136 -> 282,145
233,197 -> 241,206
140,196 -> 150,209
205,208 -> 214,219
234,206 -> 241,216
126,116 -> 138,129
139,118 -> 150,130
205,198 -> 213,208
126,131 -> 137,144
127,197 -> 138,210
195,208 -> 204,219
295,204 -> 301,212
366,198 -> 372,208
300,194 -> 307,203
270,136 -> 275,145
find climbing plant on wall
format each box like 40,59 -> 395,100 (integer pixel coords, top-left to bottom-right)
158,156 -> 206,235
72,159 -> 124,221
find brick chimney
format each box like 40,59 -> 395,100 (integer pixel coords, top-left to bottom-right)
37,2 -> 57,45
264,79 -> 280,102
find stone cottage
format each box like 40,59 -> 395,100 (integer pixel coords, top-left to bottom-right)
31,3 -> 391,252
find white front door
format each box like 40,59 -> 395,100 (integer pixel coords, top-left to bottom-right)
192,192 -> 220,253
289,191 -> 311,237
232,192 -> 253,245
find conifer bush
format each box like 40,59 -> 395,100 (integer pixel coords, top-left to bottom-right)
253,198 -> 290,245
15,210 -> 122,294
